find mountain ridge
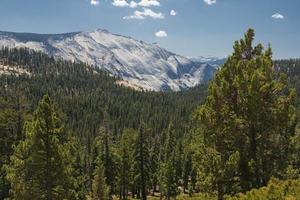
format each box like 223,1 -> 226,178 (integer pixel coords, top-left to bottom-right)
0,28 -> 221,91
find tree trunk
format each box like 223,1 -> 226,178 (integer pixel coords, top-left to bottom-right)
217,182 -> 223,200
131,185 -> 135,199
45,130 -> 53,200
140,130 -> 147,200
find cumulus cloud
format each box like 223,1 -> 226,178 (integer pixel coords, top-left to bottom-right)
155,30 -> 168,37
272,13 -> 284,19
138,0 -> 160,7
203,0 -> 216,5
112,0 -> 160,8
123,8 -> 164,19
170,10 -> 177,16
90,0 -> 99,6
129,1 -> 138,8
112,0 -> 129,7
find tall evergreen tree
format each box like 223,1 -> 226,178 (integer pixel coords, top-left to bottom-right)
182,145 -> 194,194
133,125 -> 149,200
87,161 -> 110,200
117,128 -> 137,200
5,95 -> 76,200
96,114 -> 118,200
148,135 -> 160,196
193,29 -> 297,199
159,123 -> 178,200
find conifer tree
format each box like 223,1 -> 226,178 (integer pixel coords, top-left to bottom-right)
5,95 -> 76,200
97,114 -> 118,199
182,147 -> 193,194
117,128 -> 137,200
193,29 -> 297,199
148,135 -> 160,196
133,125 -> 149,200
159,123 -> 178,200
87,162 -> 110,200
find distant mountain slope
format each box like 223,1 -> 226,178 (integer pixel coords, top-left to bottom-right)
189,56 -> 226,67
0,29 -> 220,91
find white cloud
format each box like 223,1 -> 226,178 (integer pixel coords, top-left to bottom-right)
155,30 -> 168,38
272,13 -> 284,19
170,10 -> 177,16
129,1 -> 138,8
112,0 -> 160,8
203,0 -> 216,5
123,8 -> 164,19
123,12 -> 145,19
112,0 -> 129,7
138,0 -> 160,7
90,0 -> 99,6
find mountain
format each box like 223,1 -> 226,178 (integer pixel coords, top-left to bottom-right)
189,56 -> 226,67
0,29 -> 220,91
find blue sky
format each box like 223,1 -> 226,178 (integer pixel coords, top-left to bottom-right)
0,0 -> 299,58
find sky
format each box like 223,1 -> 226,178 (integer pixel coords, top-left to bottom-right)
0,0 -> 299,59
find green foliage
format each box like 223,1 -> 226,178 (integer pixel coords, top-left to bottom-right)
192,29 -> 297,198
0,47 -> 206,199
95,123 -> 119,199
145,178 -> 300,200
0,93 -> 28,198
87,162 -> 110,200
132,125 -> 150,200
225,178 -> 300,200
159,123 -> 178,199
4,95 -> 76,200
274,59 -> 300,108
117,128 -> 137,200
284,129 -> 300,179
0,47 -> 206,139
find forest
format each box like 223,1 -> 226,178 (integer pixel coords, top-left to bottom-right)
0,29 -> 300,200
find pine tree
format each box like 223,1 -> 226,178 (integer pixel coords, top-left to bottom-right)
159,123 -> 178,200
193,29 -> 297,198
5,95 -> 76,200
148,135 -> 160,196
87,162 -> 110,200
133,125 -> 149,200
174,141 -> 183,188
182,147 -> 193,194
117,128 -> 137,200
96,114 -> 118,200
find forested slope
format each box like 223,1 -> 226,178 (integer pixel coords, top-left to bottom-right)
0,47 -> 207,134
0,47 -> 206,199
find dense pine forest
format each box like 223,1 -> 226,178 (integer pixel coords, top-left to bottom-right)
0,29 -> 300,200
